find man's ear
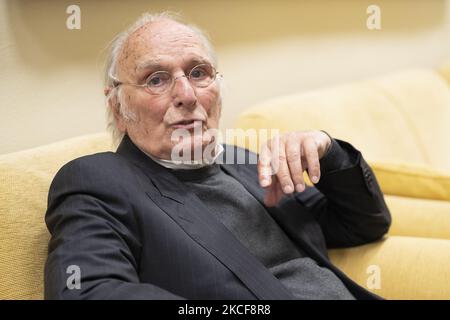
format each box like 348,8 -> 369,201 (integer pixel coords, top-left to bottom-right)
105,87 -> 127,133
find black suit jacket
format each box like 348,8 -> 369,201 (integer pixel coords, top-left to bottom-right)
44,135 -> 391,300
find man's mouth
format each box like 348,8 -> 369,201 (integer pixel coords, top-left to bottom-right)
171,119 -> 204,130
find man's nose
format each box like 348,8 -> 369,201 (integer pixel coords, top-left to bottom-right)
171,75 -> 197,109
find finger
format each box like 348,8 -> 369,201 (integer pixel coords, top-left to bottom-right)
258,142 -> 273,188
264,176 -> 285,207
275,179 -> 285,202
263,179 -> 278,207
285,133 -> 305,192
302,136 -> 321,184
273,136 -> 294,194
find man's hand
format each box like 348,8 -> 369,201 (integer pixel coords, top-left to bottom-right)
258,131 -> 331,207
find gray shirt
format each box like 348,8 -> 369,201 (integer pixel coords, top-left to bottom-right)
170,140 -> 355,300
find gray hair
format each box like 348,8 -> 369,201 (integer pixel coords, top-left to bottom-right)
103,12 -> 219,145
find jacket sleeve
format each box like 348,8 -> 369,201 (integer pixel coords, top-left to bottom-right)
44,156 -> 185,300
295,139 -> 392,249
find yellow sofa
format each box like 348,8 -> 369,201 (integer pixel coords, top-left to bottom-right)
1,68 -> 450,300
235,67 -> 450,299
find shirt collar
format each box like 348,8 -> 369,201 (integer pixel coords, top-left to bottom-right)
141,143 -> 225,170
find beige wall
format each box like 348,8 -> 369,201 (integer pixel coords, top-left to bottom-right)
1,0 -> 449,154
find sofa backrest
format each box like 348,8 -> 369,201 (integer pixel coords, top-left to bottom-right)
236,68 -> 450,172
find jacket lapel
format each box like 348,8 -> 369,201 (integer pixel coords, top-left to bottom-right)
116,136 -> 294,300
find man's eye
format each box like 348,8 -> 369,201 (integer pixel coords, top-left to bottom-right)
147,73 -> 170,87
190,68 -> 207,79
149,77 -> 162,86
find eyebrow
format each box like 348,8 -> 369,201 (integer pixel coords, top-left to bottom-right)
136,57 -> 212,72
136,60 -> 163,72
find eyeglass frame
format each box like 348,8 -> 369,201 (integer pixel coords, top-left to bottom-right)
109,63 -> 222,95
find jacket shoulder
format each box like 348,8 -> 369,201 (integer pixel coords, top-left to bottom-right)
49,152 -> 137,196
61,151 -> 127,169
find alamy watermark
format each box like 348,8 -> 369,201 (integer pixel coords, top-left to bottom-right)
66,5 -> 81,30
66,265 -> 81,290
169,124 -> 281,172
366,4 -> 381,30
366,264 -> 381,290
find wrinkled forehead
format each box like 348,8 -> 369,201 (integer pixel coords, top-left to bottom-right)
117,20 -> 211,78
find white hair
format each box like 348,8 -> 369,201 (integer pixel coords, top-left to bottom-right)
103,12 -> 219,145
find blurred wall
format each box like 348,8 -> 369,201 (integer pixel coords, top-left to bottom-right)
1,0 -> 449,154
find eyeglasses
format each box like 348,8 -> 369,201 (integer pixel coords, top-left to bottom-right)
110,64 -> 221,95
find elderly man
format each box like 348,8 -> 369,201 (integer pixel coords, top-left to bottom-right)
44,13 -> 391,300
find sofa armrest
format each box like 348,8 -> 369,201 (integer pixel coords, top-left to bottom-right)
369,161 -> 450,201
385,195 -> 450,240
329,235 -> 450,299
